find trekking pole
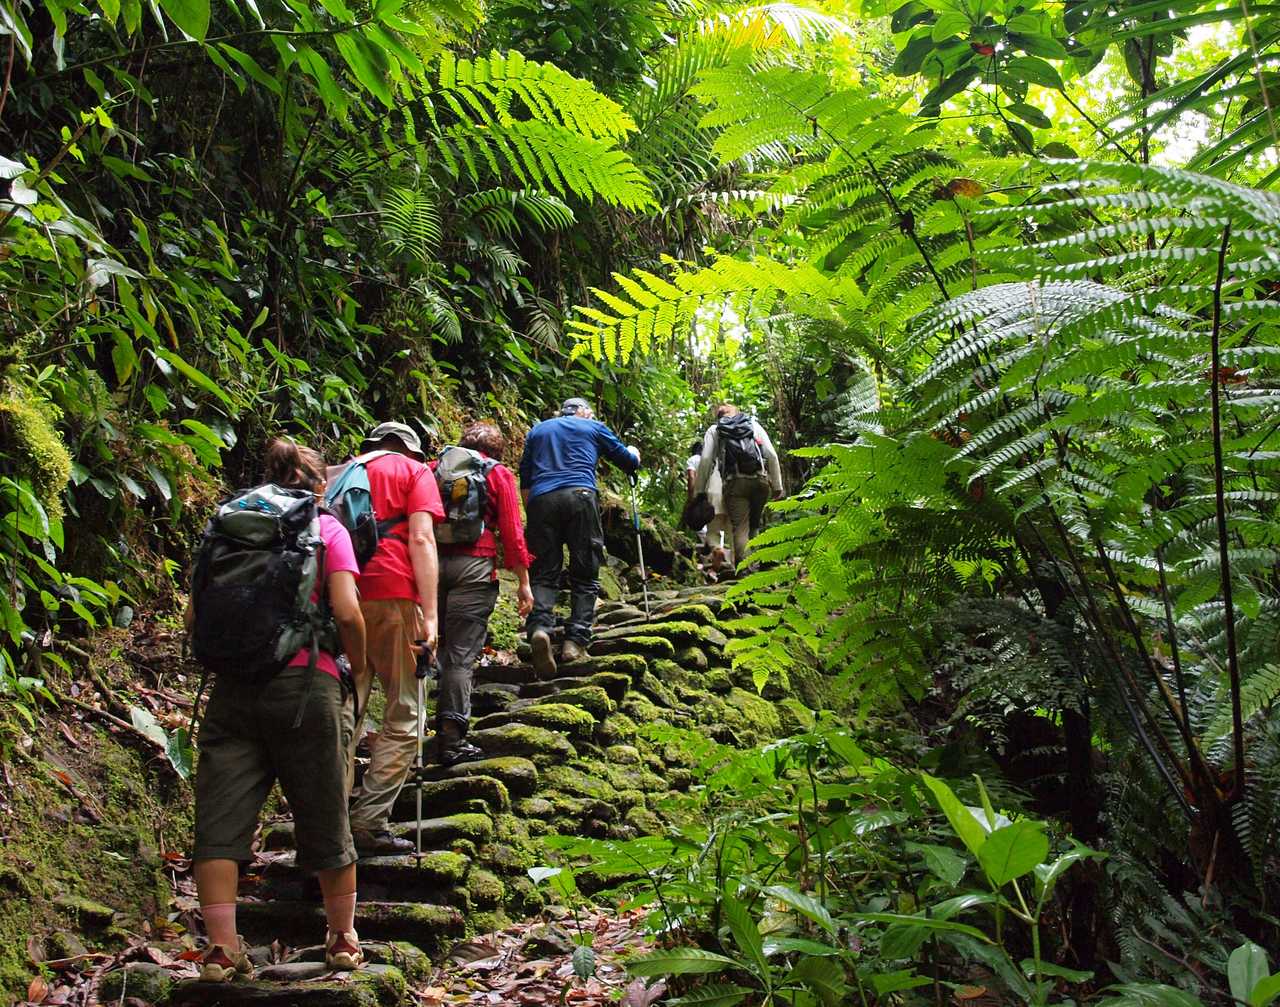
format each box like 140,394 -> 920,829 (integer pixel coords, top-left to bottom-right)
629,474 -> 651,621
413,643 -> 438,864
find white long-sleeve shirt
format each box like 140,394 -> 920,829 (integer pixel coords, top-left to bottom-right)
694,417 -> 783,498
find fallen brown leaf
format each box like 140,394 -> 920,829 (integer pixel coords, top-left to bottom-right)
27,975 -> 48,1003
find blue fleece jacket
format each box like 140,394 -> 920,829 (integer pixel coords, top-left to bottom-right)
519,415 -> 638,499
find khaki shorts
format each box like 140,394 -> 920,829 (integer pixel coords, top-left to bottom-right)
194,666 -> 356,872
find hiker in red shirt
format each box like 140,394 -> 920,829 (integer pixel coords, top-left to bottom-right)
345,421 -> 446,856
429,422 -> 534,766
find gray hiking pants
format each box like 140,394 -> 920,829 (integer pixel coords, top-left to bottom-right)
437,553 -> 498,731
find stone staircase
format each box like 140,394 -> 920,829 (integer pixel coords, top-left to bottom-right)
99,582 -> 788,1005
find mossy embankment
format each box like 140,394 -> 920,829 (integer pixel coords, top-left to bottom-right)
0,626 -> 195,996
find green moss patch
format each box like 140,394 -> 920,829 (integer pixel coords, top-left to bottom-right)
598,712 -> 639,745
466,726 -> 576,767
475,702 -> 596,740
542,765 -> 619,803
533,685 -> 615,720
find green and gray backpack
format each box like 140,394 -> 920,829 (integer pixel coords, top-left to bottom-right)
434,445 -> 497,545
190,484 -> 337,693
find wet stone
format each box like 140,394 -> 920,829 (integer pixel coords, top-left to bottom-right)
465,725 -> 576,767
418,758 -> 539,797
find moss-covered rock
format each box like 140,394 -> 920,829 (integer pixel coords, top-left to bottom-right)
595,620 -> 704,646
528,685 -> 615,720
467,869 -> 505,909
674,646 -> 709,671
723,687 -> 782,743
588,635 -> 676,659
393,775 -> 510,817
477,841 -> 535,874
467,724 -> 576,766
585,653 -> 648,683
605,743 -> 641,764
594,605 -> 647,626
542,764 -> 618,802
637,670 -> 679,708
100,962 -> 172,1004
625,804 -> 665,835
513,796 -> 556,820
603,764 -> 667,794
597,712 -> 638,745
505,875 -> 544,915
388,813 -> 494,847
474,703 -> 596,740
470,683 -> 518,715
653,604 -> 718,627
621,692 -> 666,726
704,666 -> 733,693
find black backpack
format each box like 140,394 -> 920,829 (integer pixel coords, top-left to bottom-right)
190,484 -> 337,696
717,413 -> 766,479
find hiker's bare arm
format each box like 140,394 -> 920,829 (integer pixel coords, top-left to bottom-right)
407,511 -> 439,651
328,570 -> 366,680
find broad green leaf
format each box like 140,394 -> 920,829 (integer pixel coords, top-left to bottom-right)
666,985 -> 751,1007
1008,32 -> 1067,58
978,821 -> 1049,886
764,884 -> 837,934
1231,943 -> 1271,1006
167,726 -> 194,779
628,947 -> 741,977
854,912 -> 992,944
906,842 -> 968,887
571,944 -> 596,980
1004,55 -> 1063,89
722,893 -> 767,979
1021,959 -> 1094,982
159,0 -> 209,39
527,866 -> 561,885
932,11 -> 970,40
921,774 -> 986,858
154,349 -> 232,405
1033,844 -> 1103,906
130,706 -> 168,747
1006,101 -> 1051,128
762,937 -> 839,957
1251,973 -> 1280,1007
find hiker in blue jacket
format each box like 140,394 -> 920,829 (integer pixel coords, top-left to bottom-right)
520,397 -> 640,679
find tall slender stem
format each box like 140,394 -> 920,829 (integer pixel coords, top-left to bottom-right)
1209,225 -> 1246,798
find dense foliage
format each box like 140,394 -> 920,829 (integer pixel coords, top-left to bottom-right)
5,0 -> 1280,1000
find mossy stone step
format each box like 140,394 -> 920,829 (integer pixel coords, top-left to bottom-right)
510,685 -> 615,721
587,635 -> 676,659
593,620 -> 708,647
464,725 -> 576,766
472,702 -> 596,740
391,774 -> 510,819
470,682 -> 518,716
287,941 -> 432,982
519,671 -> 630,703
594,605 -> 647,626
235,901 -> 464,957
166,964 -> 406,1006
415,757 -> 539,798
258,852 -> 470,905
262,813 -> 493,854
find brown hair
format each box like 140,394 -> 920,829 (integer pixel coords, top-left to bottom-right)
715,403 -> 739,419
263,437 -> 327,492
459,421 -> 506,459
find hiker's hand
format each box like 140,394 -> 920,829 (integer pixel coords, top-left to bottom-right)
772,486 -> 785,500
517,583 -> 534,618
419,617 -> 438,656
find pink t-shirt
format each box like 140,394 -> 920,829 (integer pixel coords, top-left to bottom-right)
286,514 -> 359,679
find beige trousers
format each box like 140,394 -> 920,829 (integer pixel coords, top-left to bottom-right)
347,597 -> 423,832
723,477 -> 769,567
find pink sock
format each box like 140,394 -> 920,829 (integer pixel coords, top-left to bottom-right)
323,891 -> 357,935
202,902 -> 238,948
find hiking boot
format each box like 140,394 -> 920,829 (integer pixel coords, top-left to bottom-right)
352,828 -> 414,856
436,721 -> 484,767
325,929 -> 364,971
530,629 -> 557,680
561,639 -> 587,664
199,939 -> 254,983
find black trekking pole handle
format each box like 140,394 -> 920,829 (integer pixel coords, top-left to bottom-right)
414,641 -> 441,679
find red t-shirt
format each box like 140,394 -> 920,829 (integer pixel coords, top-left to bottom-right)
286,514 -> 359,679
358,452 -> 445,602
429,456 -> 533,575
